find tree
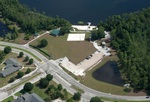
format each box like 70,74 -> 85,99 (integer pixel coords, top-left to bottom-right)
23,82 -> 34,92
28,58 -> 34,65
16,71 -> 24,78
4,46 -> 11,54
57,84 -> 63,91
25,68 -> 31,74
38,39 -> 48,48
60,27 -> 70,35
24,56 -> 29,61
72,92 -> 81,101
46,74 -> 53,81
18,52 -> 24,58
39,78 -> 49,88
90,96 -> 102,102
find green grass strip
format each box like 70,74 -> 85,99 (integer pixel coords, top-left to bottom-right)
71,85 -> 84,93
7,72 -> 41,91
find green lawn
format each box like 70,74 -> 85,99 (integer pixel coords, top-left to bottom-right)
30,33 -> 96,64
2,96 -> 14,102
32,84 -> 48,99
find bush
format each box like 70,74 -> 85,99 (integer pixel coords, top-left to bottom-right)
9,77 -> 15,83
123,87 -> 132,92
28,58 -> 34,65
25,68 -> 31,74
24,56 -> 29,62
18,52 -> 24,58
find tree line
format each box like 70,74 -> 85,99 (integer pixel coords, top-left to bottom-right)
0,0 -> 71,34
97,7 -> 150,90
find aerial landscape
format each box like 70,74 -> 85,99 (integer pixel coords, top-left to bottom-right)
0,0 -> 150,102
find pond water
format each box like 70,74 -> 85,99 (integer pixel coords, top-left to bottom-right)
92,61 -> 124,86
0,22 -> 9,36
19,0 -> 150,24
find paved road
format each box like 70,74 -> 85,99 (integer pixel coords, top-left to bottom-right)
0,41 -> 150,102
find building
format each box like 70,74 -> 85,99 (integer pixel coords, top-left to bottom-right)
0,58 -> 22,77
13,93 -> 45,102
50,29 -> 60,36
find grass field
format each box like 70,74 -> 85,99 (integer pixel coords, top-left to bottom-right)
30,33 -> 96,64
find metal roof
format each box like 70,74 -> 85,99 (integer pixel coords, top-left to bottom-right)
13,93 -> 45,102
51,29 -> 60,36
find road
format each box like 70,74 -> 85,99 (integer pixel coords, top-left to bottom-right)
0,41 -> 150,102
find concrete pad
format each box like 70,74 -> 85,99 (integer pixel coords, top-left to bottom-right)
72,25 -> 97,31
67,34 -> 85,41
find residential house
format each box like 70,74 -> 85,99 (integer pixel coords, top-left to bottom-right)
13,93 -> 45,102
0,58 -> 22,77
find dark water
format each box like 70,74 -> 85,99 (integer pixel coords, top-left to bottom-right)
19,0 -> 150,24
0,22 -> 9,36
92,61 -> 124,86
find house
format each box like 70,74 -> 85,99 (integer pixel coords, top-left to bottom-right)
50,29 -> 60,36
0,58 -> 22,77
13,93 -> 45,102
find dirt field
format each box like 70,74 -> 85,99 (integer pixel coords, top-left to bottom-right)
30,34 -> 96,64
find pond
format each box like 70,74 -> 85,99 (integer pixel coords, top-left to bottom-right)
92,61 -> 124,86
0,22 -> 10,37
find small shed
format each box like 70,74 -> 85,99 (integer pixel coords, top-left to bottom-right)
34,33 -> 39,36
51,29 -> 60,36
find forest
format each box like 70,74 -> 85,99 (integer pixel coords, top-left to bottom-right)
0,0 -> 71,34
98,7 -> 150,90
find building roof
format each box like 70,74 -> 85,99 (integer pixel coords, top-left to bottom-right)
4,58 -> 20,65
51,29 -> 60,36
0,58 -> 22,77
34,33 -> 39,36
13,93 -> 45,102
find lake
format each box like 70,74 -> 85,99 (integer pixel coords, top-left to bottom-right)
19,0 -> 150,24
92,61 -> 124,86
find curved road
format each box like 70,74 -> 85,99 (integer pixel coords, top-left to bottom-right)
0,41 -> 150,102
